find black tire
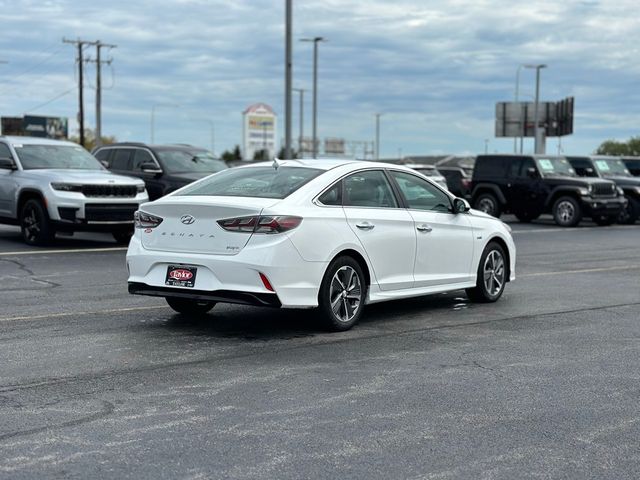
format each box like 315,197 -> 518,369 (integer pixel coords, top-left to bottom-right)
514,212 -> 540,223
552,196 -> 582,227
165,297 -> 216,315
593,215 -> 616,226
318,256 -> 367,332
20,198 -> 55,246
466,242 -> 508,303
113,230 -> 133,245
618,197 -> 638,225
473,193 -> 502,218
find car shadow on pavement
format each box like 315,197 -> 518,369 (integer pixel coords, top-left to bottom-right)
0,226 -> 119,250
157,291 -> 471,341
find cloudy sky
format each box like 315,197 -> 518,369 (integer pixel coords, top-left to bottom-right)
1,0 -> 638,157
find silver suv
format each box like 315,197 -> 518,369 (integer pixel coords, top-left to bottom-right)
0,136 -> 148,245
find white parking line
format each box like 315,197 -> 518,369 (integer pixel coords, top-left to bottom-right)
0,247 -> 127,256
511,225 -> 637,234
520,264 -> 640,278
0,305 -> 167,323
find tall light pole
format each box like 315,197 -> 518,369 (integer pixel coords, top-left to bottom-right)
375,113 -> 382,160
284,0 -> 293,159
150,103 -> 179,144
293,88 -> 305,156
514,64 -> 523,154
300,36 -> 326,158
524,64 -> 547,154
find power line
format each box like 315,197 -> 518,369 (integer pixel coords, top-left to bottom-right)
23,87 -> 75,113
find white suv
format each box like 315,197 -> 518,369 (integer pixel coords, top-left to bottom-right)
0,136 -> 148,245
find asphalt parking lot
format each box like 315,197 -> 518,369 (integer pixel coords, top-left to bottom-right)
0,216 -> 639,479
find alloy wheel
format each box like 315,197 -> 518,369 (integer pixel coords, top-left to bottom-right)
22,206 -> 41,243
556,200 -> 575,224
477,198 -> 495,215
483,250 -> 505,296
329,266 -> 362,323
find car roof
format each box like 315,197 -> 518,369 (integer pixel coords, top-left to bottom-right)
0,136 -> 80,147
242,158 -> 419,172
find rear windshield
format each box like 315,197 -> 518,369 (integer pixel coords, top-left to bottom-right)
176,166 -> 323,199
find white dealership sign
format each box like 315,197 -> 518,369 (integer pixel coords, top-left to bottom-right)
242,103 -> 277,160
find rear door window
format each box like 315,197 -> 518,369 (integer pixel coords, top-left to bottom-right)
111,149 -> 134,170
476,156 -> 509,177
343,170 -> 398,208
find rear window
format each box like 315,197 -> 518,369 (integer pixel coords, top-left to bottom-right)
474,156 -> 510,178
176,166 -> 323,199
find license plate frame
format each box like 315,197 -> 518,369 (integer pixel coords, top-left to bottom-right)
165,265 -> 198,288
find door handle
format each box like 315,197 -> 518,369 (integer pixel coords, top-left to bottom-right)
416,224 -> 432,232
355,221 -> 375,230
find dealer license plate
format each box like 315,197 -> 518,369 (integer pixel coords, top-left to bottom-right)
165,265 -> 197,288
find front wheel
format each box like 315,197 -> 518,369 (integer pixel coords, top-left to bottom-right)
165,297 -> 216,315
618,197 -> 638,225
318,256 -> 366,332
552,196 -> 582,227
466,242 -> 507,303
20,199 -> 55,246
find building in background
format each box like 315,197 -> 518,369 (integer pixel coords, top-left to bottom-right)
1,115 -> 68,139
242,103 -> 277,160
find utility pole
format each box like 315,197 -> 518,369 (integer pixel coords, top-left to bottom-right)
284,0 -> 293,159
63,38 -> 98,147
524,64 -> 547,154
293,88 -> 305,156
86,41 -> 116,148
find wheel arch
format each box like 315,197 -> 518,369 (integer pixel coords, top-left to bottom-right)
471,184 -> 507,205
17,189 -> 47,216
485,236 -> 511,283
328,248 -> 372,288
545,188 -> 581,209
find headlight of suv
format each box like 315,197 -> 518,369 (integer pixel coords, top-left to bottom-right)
578,187 -> 590,196
51,182 -> 82,192
137,184 -> 146,193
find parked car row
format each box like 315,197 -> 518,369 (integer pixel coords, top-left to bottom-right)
468,154 -> 639,227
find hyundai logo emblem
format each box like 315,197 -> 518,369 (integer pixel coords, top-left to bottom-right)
180,215 -> 195,225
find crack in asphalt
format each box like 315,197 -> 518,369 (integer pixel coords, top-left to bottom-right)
0,300 -> 638,395
0,259 -> 61,289
0,400 -> 115,442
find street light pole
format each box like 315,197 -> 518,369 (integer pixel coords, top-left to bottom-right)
301,37 -> 326,159
293,88 -> 305,156
375,113 -> 382,160
514,64 -> 523,154
524,64 -> 547,154
284,0 -> 292,159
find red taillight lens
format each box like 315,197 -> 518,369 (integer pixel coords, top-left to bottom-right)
217,215 -> 302,234
134,211 -> 163,229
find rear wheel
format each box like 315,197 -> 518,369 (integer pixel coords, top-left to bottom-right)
165,297 -> 216,315
466,242 -> 507,303
552,196 -> 582,227
318,256 -> 366,332
20,199 -> 55,246
473,193 -> 501,218
618,197 -> 638,225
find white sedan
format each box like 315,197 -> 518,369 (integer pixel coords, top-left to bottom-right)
127,159 -> 515,331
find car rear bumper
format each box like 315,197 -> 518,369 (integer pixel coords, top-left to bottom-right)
580,196 -> 627,217
126,233 -> 328,308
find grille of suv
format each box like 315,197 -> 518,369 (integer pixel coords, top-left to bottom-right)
85,204 -> 138,223
82,185 -> 138,198
592,183 -> 616,197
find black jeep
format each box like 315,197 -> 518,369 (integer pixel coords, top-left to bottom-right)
471,154 -> 626,227
567,156 -> 640,224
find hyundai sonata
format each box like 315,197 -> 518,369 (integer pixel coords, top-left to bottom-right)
127,159 -> 515,331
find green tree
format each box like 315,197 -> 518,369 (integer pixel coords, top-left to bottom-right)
220,145 -> 243,162
595,136 -> 640,156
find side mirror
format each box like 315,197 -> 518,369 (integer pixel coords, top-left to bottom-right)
453,197 -> 470,214
100,160 -> 109,168
526,167 -> 538,178
0,157 -> 16,170
140,162 -> 163,175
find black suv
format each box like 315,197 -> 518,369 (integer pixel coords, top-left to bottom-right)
471,154 -> 626,227
567,156 -> 640,224
622,157 -> 640,177
93,143 -> 228,200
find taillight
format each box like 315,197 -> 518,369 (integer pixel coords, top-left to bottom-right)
217,215 -> 302,234
134,211 -> 163,229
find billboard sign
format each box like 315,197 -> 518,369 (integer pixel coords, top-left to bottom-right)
242,103 -> 277,160
1,117 -> 23,136
495,97 -> 574,138
324,137 -> 346,155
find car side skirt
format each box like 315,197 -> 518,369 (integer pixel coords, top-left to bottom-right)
366,280 -> 477,304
